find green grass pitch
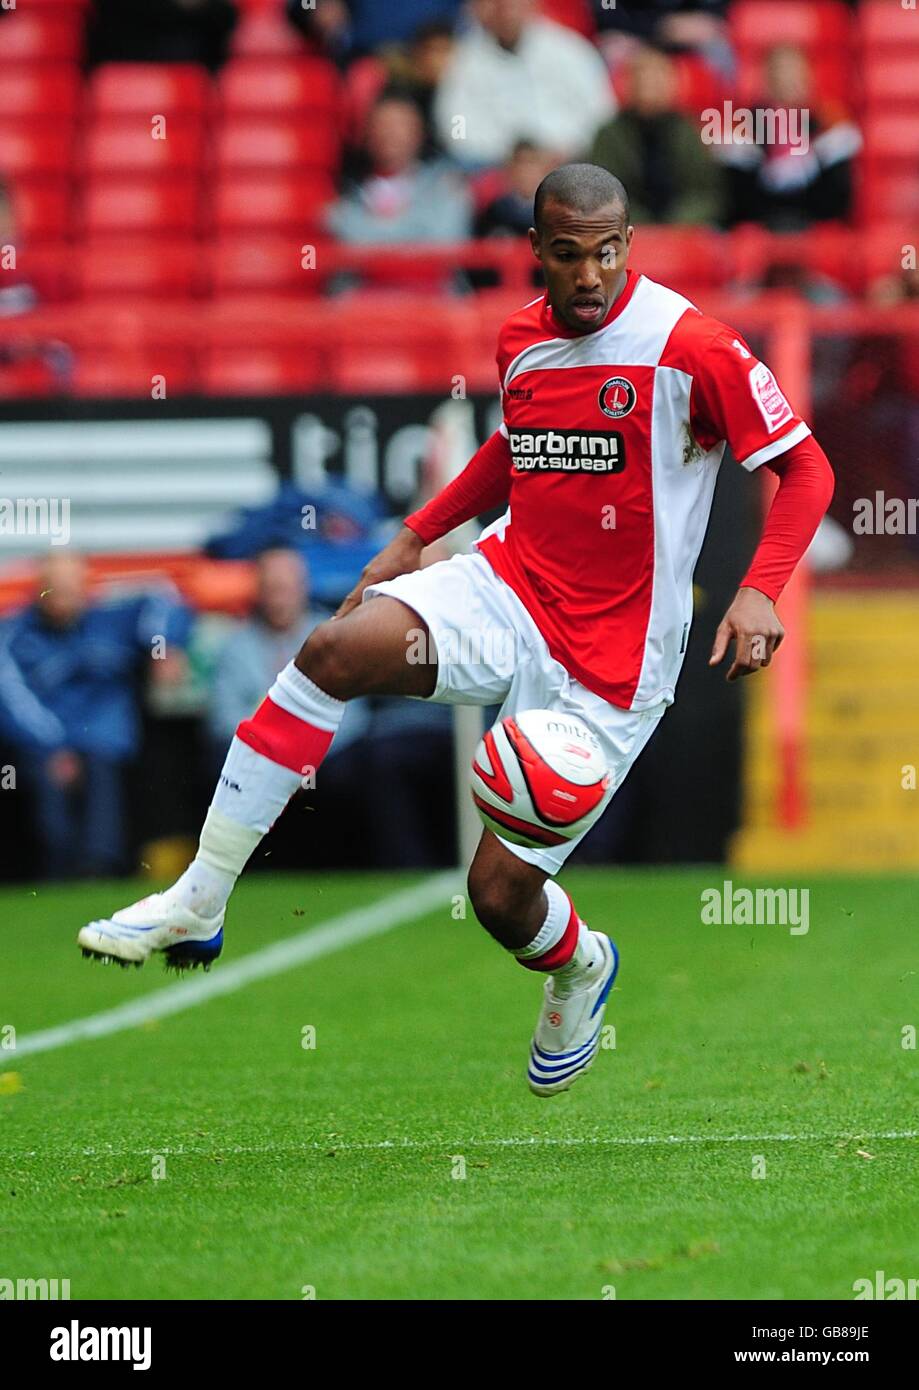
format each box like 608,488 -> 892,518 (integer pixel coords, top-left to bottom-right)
1,869 -> 917,1301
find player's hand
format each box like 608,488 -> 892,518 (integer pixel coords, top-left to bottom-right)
334,526 -> 426,619
709,587 -> 784,682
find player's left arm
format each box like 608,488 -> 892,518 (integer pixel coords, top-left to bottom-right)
710,435 -> 835,680
690,327 -> 835,681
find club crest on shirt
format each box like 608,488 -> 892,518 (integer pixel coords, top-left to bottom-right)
598,377 -> 637,419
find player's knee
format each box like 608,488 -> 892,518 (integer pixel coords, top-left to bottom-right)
297,622 -> 362,701
467,860 -> 538,936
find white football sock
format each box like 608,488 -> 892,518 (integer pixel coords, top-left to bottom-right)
165,846 -> 239,919
555,920 -> 604,979
514,878 -> 572,961
168,661 -> 345,917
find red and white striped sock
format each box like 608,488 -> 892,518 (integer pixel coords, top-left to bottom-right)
513,880 -> 598,975
168,661 -> 344,917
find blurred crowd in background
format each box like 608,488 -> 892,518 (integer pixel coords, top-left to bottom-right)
0,0 -> 917,880
0,542 -> 458,879
1,0 -> 914,337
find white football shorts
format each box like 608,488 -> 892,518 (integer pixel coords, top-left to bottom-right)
363,550 -> 666,875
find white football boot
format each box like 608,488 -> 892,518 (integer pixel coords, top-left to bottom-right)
77,893 -> 224,971
528,932 -> 619,1096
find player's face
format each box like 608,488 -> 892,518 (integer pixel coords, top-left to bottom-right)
529,199 -> 633,334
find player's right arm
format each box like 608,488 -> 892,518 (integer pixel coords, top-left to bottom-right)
334,427 -> 513,617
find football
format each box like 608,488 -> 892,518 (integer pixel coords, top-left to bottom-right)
470,709 -> 611,849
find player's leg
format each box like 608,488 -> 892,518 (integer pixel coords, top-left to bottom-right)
501,694 -> 665,1096
77,597 -> 437,967
467,829 -> 618,1097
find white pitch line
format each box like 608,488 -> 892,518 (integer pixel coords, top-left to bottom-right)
13,871 -> 461,1061
8,1131 -> 919,1160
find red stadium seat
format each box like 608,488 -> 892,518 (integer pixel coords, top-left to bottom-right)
863,57 -> 919,109
862,112 -> 919,163
330,300 -> 480,393
537,0 -> 596,39
230,8 -> 310,58
672,54 -> 728,118
71,348 -> 199,398
83,122 -> 206,178
212,173 -> 335,234
10,182 -> 72,243
731,0 -> 853,49
860,0 -> 919,47
82,179 -> 202,236
0,358 -> 61,401
865,223 -> 917,286
627,228 -> 729,293
3,67 -> 82,120
0,123 -> 74,178
859,90 -> 919,224
76,241 -> 204,299
88,64 -> 212,119
213,118 -> 340,173
0,11 -> 84,61
799,224 -> 862,292
859,167 -> 919,223
208,236 -> 325,295
12,242 -> 75,302
218,59 -> 339,116
201,345 -> 327,394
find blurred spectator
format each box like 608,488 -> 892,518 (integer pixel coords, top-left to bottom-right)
750,259 -> 849,306
207,547 -> 460,869
593,0 -> 728,37
344,20 -> 458,156
590,46 -> 724,225
328,92 -> 472,244
86,0 -> 237,71
718,45 -> 861,230
0,554 -> 191,878
207,548 -> 366,761
287,0 -> 463,63
593,0 -> 733,81
434,0 -> 615,169
867,261 -> 919,308
475,140 -> 557,237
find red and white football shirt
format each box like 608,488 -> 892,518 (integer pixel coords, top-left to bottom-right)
475,268 -> 811,710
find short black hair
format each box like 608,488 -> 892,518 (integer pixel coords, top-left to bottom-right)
534,163 -> 630,233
